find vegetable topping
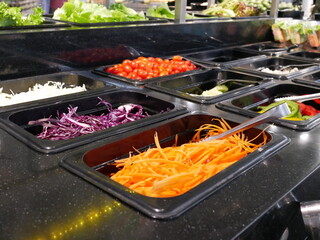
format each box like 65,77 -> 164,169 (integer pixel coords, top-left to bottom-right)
199,84 -> 228,97
0,81 -> 87,107
258,100 -> 320,121
110,119 -> 267,198
28,98 -> 150,140
105,56 -> 198,80
146,3 -> 202,19
0,2 -> 44,26
53,0 -> 146,23
201,0 -> 259,17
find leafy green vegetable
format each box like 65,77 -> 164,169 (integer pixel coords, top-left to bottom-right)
202,6 -> 236,17
53,0 -> 146,23
146,3 -> 198,19
202,0 -> 259,17
215,84 -> 228,93
0,2 -> 44,27
23,6 -> 45,25
146,3 -> 175,19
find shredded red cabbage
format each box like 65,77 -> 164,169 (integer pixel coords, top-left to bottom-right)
28,98 -> 149,141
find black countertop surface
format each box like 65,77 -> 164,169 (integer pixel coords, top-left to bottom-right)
0,19 -> 319,240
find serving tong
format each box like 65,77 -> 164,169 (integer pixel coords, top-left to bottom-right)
200,102 -> 290,142
258,44 -> 299,53
274,92 -> 320,102
257,63 -> 316,72
277,63 -> 317,71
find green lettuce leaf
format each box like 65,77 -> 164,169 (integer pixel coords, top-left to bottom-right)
0,2 -> 44,26
53,0 -> 146,23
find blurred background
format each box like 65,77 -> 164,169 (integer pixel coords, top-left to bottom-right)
3,0 -> 308,18
5,0 -> 107,14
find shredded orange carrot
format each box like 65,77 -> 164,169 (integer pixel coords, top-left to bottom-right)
110,119 -> 268,198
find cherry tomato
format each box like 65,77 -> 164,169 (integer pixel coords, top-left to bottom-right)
159,71 -> 169,77
130,60 -> 138,69
122,64 -> 133,73
137,69 -> 148,79
107,55 -> 198,80
172,55 -> 183,61
137,56 -> 148,62
147,57 -> 155,62
138,62 -> 146,70
122,59 -> 131,65
117,72 -> 127,78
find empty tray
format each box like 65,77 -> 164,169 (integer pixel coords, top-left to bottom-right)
293,70 -> 320,87
182,47 -> 267,67
237,41 -> 299,56
49,45 -> 141,68
283,51 -> 320,63
0,56 -> 60,80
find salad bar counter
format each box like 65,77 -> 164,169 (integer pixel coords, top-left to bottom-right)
0,17 -> 320,240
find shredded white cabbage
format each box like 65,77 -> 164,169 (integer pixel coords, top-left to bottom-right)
0,81 -> 87,107
260,67 -> 299,75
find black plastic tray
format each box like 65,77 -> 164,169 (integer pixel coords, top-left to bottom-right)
0,19 -> 70,30
0,90 -> 187,153
128,31 -> 222,57
187,12 -> 231,20
0,56 -> 61,80
231,56 -> 320,80
182,47 -> 267,68
0,72 -> 116,112
231,16 -> 269,20
216,82 -> 320,131
277,10 -> 304,19
293,70 -> 320,87
47,17 -> 169,27
48,45 -> 141,68
283,51 -> 320,63
93,57 -> 206,86
237,41 -> 299,56
145,69 -> 273,104
61,114 -> 290,219
147,15 -> 232,22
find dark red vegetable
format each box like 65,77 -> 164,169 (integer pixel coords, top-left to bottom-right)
314,99 -> 320,104
298,102 -> 320,117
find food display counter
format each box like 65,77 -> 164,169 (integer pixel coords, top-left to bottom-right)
0,18 -> 319,240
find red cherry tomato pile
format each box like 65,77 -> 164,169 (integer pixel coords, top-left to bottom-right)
105,55 -> 198,80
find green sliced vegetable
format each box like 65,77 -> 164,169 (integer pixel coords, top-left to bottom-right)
257,100 -> 302,119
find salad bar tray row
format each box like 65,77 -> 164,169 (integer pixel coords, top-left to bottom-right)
1,19 -> 320,240
0,41 -> 319,219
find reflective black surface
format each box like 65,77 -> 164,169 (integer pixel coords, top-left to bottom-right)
0,19 -> 319,240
